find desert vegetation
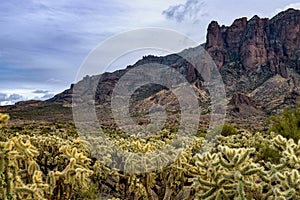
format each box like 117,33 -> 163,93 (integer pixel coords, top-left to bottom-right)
0,108 -> 300,199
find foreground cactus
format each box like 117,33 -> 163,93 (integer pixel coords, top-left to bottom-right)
193,146 -> 270,200
0,113 -> 9,128
1,110 -> 300,199
0,114 -> 95,200
0,135 -> 49,200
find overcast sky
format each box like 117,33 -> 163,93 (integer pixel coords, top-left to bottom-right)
0,0 -> 299,105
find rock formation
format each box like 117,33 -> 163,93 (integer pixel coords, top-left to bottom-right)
206,8 -> 300,79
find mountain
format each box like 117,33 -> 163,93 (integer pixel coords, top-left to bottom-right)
207,8 -> 300,116
1,8 -> 300,130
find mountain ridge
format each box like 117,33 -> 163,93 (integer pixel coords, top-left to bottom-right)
1,8 -> 300,129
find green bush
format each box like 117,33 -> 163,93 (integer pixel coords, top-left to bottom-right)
268,106 -> 300,142
255,144 -> 281,164
220,123 -> 238,136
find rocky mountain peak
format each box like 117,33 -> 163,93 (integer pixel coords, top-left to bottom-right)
249,15 -> 260,21
206,8 -> 300,78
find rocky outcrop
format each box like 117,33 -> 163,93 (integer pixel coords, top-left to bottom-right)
284,90 -> 300,105
250,74 -> 291,112
205,21 -> 226,67
229,93 -> 263,117
231,93 -> 255,107
206,8 -> 300,79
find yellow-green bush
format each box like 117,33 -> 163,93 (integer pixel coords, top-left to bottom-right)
268,106 -> 300,142
220,123 -> 239,136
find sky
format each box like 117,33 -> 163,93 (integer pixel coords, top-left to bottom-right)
0,0 -> 300,105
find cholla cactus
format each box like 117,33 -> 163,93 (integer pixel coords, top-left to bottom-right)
193,146 -> 267,199
272,135 -> 300,169
4,109 -> 300,200
265,135 -> 300,199
0,136 -> 49,200
0,113 -> 9,128
45,144 -> 93,200
272,169 -> 300,199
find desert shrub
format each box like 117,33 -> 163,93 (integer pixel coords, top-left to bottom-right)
204,123 -> 238,141
221,123 -> 238,136
268,106 -> 300,142
214,123 -> 238,136
196,129 -> 206,138
255,144 -> 281,164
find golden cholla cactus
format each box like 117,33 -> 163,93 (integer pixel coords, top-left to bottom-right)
272,169 -> 300,199
193,146 -> 268,199
0,114 -> 9,128
0,136 -> 49,200
272,135 -> 300,169
265,135 -> 300,199
44,144 -> 93,200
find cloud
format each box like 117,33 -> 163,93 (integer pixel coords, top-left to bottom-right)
0,93 -> 24,105
0,89 -> 60,105
46,78 -> 62,83
7,94 -> 23,101
41,93 -> 55,99
0,0 -> 124,96
0,93 -> 7,101
162,0 -> 207,23
33,90 -> 49,94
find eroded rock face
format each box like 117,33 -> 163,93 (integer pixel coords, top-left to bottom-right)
205,8 -> 300,78
205,21 -> 226,68
225,17 -> 248,59
46,9 -> 300,115
270,9 -> 300,72
240,16 -> 270,70
284,90 -> 300,105
229,93 -> 264,118
231,93 -> 255,107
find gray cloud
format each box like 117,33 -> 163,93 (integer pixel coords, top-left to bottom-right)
33,93 -> 55,101
7,94 -> 23,101
0,0 -> 119,95
0,93 -> 24,105
0,93 -> 7,101
41,93 -> 55,99
162,0 -> 207,23
33,90 -> 49,94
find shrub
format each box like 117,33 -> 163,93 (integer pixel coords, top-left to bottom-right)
255,144 -> 281,164
268,106 -> 300,142
220,123 -> 238,136
205,123 -> 238,140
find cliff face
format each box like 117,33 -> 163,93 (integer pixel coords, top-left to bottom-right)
206,8 -> 300,78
